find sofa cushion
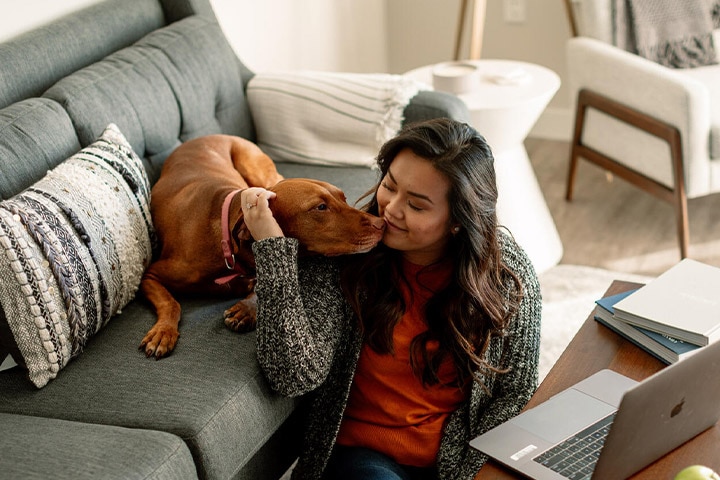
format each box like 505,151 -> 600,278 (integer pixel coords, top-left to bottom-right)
0,124 -> 153,388
0,98 -> 81,200
43,15 -> 253,184
0,296 -> 302,480
275,163 -> 380,207
0,412 -> 198,479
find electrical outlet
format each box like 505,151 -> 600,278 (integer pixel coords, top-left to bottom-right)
504,0 -> 526,23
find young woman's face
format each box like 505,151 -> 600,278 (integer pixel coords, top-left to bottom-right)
376,148 -> 455,265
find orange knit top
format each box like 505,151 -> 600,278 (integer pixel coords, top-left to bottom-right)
335,259 -> 468,467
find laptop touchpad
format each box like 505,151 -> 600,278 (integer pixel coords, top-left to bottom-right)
510,388 -> 616,443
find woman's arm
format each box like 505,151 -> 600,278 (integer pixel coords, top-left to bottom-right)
253,237 -> 350,397
242,187 -> 351,396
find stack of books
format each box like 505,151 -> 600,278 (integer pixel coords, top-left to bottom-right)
594,259 -> 720,364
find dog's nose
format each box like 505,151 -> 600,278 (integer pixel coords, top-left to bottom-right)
361,214 -> 385,230
370,217 -> 386,230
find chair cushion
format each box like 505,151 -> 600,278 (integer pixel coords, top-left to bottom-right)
0,412 -> 197,479
676,63 -> 720,194
679,64 -> 720,160
0,124 -> 153,388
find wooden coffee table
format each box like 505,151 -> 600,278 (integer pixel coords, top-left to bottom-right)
475,280 -> 720,479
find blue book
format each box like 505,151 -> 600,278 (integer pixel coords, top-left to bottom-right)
595,289 -> 700,364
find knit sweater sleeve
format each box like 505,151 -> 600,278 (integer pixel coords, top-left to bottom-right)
252,237 -> 350,397
438,233 -> 543,480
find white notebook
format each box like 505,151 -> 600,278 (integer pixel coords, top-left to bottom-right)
613,259 -> 720,346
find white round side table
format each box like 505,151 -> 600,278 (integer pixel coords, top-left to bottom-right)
405,59 -> 563,273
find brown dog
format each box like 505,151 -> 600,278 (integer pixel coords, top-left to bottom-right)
139,134 -> 385,358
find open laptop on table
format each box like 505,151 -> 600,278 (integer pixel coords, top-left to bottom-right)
470,338 -> 720,480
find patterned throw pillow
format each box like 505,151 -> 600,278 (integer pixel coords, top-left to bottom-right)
0,124 -> 153,388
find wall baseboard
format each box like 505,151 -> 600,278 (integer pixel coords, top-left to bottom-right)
530,106 -> 572,142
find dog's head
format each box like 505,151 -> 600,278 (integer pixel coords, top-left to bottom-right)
265,178 -> 385,256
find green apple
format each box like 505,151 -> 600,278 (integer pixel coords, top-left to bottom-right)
674,465 -> 720,480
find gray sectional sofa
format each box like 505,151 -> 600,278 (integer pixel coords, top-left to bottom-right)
0,0 -> 468,479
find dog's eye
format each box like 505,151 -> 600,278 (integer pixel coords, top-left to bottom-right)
316,204 -> 328,211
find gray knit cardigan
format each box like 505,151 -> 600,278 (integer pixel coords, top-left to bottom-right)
253,231 -> 542,480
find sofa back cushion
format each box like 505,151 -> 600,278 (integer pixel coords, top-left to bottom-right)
0,0 -> 166,110
0,99 -> 81,200
43,15 -> 253,184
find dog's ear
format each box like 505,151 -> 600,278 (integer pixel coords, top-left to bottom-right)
232,213 -> 253,243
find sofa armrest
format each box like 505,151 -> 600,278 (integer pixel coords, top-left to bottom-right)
403,90 -> 471,126
567,37 -> 712,193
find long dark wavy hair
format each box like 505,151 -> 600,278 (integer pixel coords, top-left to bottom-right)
339,118 -> 523,389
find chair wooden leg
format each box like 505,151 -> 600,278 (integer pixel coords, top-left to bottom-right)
669,129 -> 689,259
566,93 -> 587,201
566,147 -> 580,201
675,196 -> 690,259
565,89 -> 691,259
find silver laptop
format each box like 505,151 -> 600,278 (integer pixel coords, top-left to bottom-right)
470,338 -> 720,479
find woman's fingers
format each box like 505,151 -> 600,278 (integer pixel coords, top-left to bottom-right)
240,188 -> 283,240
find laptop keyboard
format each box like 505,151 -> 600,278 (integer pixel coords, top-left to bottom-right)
533,413 -> 616,480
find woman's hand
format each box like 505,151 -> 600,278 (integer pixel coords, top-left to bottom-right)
241,187 -> 284,240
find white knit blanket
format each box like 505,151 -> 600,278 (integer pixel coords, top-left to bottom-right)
247,72 -> 429,167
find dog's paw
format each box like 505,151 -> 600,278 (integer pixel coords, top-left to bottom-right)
224,299 -> 257,333
139,326 -> 179,359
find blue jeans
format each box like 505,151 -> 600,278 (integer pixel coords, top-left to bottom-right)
323,445 -> 437,480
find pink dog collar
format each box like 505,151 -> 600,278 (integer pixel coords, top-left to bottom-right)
216,189 -> 243,285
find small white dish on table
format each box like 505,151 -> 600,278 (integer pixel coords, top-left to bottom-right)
431,61 -> 480,94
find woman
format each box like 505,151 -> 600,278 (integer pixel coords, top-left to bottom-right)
241,118 -> 541,480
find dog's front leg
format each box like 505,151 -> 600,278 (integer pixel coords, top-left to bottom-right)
224,292 -> 257,332
139,271 -> 181,359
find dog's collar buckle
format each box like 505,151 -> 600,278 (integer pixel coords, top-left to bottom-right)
223,251 -> 235,270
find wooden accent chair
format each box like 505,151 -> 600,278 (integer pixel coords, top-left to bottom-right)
563,0 -> 720,258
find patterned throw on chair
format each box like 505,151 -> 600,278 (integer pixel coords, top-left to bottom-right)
612,0 -> 720,68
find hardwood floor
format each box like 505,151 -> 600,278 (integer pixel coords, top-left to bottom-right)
526,138 -> 720,277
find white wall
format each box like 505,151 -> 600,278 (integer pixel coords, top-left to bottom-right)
0,0 -> 388,73
0,0 -> 573,139
217,0 -> 572,139
483,0 -> 573,139
0,0 -> 101,41
213,0 -> 388,74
